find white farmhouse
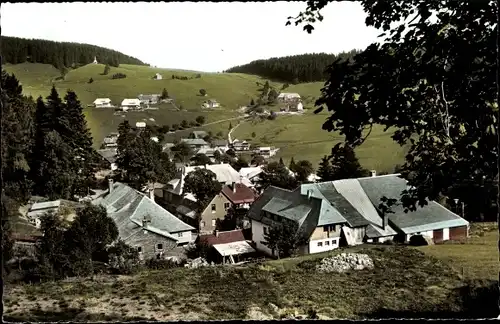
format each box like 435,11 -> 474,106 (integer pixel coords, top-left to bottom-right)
93,98 -> 113,108
121,98 -> 141,110
136,121 -> 146,128
277,92 -> 301,101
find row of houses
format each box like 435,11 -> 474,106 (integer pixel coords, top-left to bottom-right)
22,158 -> 470,264
93,94 -> 173,109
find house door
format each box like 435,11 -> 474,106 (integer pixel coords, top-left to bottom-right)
433,229 -> 443,243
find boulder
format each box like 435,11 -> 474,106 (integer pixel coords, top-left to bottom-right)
316,253 -> 374,273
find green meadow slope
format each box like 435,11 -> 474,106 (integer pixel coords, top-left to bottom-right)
3,63 -> 405,171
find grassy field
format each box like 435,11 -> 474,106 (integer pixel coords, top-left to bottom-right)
3,62 -> 406,170
1,247 -> 478,321
416,223 -> 498,281
231,112 -> 407,171
4,223 -> 497,321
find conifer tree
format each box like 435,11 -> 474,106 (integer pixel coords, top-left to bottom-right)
289,157 -> 296,173
279,157 -> 284,165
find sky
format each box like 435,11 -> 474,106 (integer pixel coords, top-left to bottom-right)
2,2 -> 382,72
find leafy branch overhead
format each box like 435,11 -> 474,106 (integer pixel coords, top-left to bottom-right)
288,0 -> 498,215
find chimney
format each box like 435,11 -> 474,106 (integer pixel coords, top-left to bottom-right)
382,214 -> 389,230
149,186 -> 155,202
214,229 -> 219,237
307,189 -> 312,199
232,182 -> 236,193
108,178 -> 114,193
370,170 -> 377,177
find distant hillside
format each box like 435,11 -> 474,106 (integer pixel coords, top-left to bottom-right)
225,50 -> 361,83
1,36 -> 146,69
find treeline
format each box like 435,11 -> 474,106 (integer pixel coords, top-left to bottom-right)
225,50 -> 362,83
1,36 -> 146,69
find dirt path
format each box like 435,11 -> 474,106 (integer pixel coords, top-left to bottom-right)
227,120 -> 244,143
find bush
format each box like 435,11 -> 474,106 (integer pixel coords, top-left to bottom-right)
145,258 -> 183,270
111,73 -> 126,79
88,77 -> 94,84
409,235 -> 430,246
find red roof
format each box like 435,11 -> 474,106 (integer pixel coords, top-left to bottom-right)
199,229 -> 246,246
221,183 -> 256,204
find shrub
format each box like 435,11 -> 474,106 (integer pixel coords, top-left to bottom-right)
145,258 -> 182,270
111,73 -> 127,79
88,77 -> 94,84
409,235 -> 430,246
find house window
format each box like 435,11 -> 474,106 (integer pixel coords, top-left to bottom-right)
332,239 -> 337,245
212,219 -> 216,227
224,202 -> 230,210
177,232 -> 183,237
137,247 -> 142,253
330,225 -> 336,232
201,221 -> 206,228
157,243 -> 163,250
325,240 -> 330,246
317,242 -> 323,247
263,227 -> 268,235
211,204 -> 216,212
323,226 -> 329,232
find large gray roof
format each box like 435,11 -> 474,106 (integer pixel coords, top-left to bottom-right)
93,182 -> 194,241
97,148 -> 118,163
357,174 -> 469,234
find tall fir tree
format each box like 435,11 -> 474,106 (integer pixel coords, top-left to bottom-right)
1,70 -> 36,202
289,157 -> 296,173
279,157 -> 284,165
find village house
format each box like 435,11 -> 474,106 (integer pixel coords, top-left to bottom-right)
102,132 -> 119,148
255,146 -> 279,158
27,199 -> 84,229
153,73 -> 162,80
197,229 -> 257,264
201,99 -> 220,109
221,182 -> 257,210
189,130 -> 208,139
277,92 -> 301,102
180,138 -> 210,150
138,94 -> 161,105
121,98 -> 141,110
195,147 -> 224,163
92,180 -> 195,259
160,162 -> 253,210
247,174 -> 470,257
212,139 -> 229,152
93,98 -> 113,108
136,121 -> 146,128
230,140 -> 251,152
97,148 -> 118,171
280,99 -> 304,112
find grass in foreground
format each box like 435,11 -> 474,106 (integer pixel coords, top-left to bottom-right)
4,246 -> 494,321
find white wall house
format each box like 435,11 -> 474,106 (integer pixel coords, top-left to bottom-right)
278,92 -> 301,101
93,98 -> 113,108
250,219 -> 277,257
121,98 -> 141,110
136,121 -> 146,128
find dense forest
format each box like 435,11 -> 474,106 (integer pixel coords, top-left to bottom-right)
225,50 -> 361,83
1,36 -> 146,69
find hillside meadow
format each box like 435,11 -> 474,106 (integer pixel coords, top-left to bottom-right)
4,62 -> 406,170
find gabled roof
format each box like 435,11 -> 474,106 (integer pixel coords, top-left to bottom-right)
198,229 -> 246,246
181,138 -> 209,146
121,99 -> 141,106
247,186 -> 325,240
97,148 -> 118,164
93,98 -> 111,103
92,182 -> 194,241
191,131 -> 208,139
221,183 -> 256,204
239,167 -> 263,180
357,174 -> 469,234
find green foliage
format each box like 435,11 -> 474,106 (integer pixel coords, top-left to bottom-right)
106,239 -> 141,275
88,77 -> 94,84
195,115 -> 206,125
268,89 -> 279,103
184,239 -> 212,260
199,89 -> 207,96
316,144 -> 368,181
230,157 -> 249,172
294,160 -> 314,182
116,121 -> 176,190
111,73 -> 126,79
259,161 -> 298,190
226,51 -> 360,83
1,70 -> 35,202
145,258 -> 183,270
1,36 -> 145,68
279,157 -> 284,165
170,142 -> 194,163
180,120 -> 189,129
250,154 -> 265,166
250,98 -> 255,106
160,88 -> 169,99
261,220 -> 307,259
103,64 -> 110,75
191,153 -> 212,166
251,132 -> 256,138
292,0 -> 498,214
183,168 -> 222,214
